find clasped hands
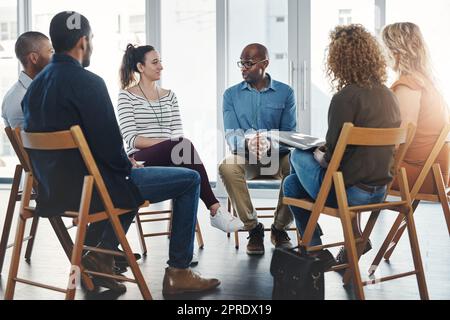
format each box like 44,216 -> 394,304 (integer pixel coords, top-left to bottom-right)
247,133 -> 271,161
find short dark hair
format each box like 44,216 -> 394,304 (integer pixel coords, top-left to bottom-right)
15,31 -> 49,67
49,11 -> 91,53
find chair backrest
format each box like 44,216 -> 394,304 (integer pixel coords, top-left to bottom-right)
312,123 -> 416,215
18,125 -> 116,213
405,123 -> 450,198
5,127 -> 33,173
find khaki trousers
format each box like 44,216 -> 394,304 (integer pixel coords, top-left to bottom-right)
218,153 -> 293,231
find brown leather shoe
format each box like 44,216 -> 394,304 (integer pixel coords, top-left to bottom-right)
270,224 -> 293,248
246,223 -> 265,255
82,251 -> 127,294
162,267 -> 220,295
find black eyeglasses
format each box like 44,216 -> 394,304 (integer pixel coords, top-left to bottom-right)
237,59 -> 268,69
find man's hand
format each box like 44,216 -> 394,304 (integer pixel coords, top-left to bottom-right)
248,133 -> 271,161
129,156 -> 144,168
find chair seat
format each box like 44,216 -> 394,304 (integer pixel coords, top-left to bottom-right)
389,189 -> 450,202
65,201 -> 151,224
246,177 -> 281,190
283,197 -> 408,219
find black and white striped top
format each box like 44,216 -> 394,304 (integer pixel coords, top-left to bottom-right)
117,89 -> 184,155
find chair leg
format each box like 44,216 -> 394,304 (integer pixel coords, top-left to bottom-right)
24,215 -> 39,262
343,210 -> 380,285
369,213 -> 404,275
49,216 -> 94,292
4,214 -> 28,300
0,165 -> 22,275
65,213 -> 88,300
383,200 -> 420,261
334,173 -> 364,300
432,164 -> 450,236
195,221 -> 204,249
168,201 -> 174,239
109,211 -> 152,299
227,198 -> 231,238
135,213 -> 148,257
404,209 -> 429,300
340,214 -> 365,299
232,206 -> 239,249
66,176 -> 95,300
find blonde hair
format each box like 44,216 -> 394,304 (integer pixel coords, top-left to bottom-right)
382,22 -> 434,84
326,24 -> 387,91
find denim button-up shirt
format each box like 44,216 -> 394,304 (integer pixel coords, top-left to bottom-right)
223,75 -> 297,155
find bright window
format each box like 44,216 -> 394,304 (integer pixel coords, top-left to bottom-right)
31,0 -> 146,103
311,0 -> 376,138
161,0 -> 217,178
0,0 -> 18,179
228,0 -> 289,87
386,0 -> 450,105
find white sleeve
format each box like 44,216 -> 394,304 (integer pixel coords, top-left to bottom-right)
117,92 -> 138,151
170,93 -> 184,137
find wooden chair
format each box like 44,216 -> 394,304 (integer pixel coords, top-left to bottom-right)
135,201 -> 204,256
0,127 -> 39,276
1,127 -> 95,291
227,177 -> 301,249
4,126 -> 151,300
283,123 -> 429,300
369,123 -> 450,276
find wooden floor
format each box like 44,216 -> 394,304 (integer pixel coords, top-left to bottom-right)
0,184 -> 449,300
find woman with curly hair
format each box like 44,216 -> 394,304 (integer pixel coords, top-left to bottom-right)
382,22 -> 449,194
283,24 -> 401,263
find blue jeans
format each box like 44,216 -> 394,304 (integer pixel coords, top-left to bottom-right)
91,166 -> 200,269
283,149 -> 386,246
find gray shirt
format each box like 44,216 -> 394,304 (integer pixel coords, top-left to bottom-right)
1,71 -> 32,128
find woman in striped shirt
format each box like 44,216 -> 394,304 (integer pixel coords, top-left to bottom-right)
118,44 -> 243,233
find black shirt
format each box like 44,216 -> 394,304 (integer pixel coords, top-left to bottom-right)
324,84 -> 402,187
22,53 -> 144,217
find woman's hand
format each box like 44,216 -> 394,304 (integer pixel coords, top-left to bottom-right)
129,156 -> 144,168
313,147 -> 328,168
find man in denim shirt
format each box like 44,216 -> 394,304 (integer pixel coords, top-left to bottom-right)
219,43 -> 297,255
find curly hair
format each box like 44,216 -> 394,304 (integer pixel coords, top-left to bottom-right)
326,24 -> 387,91
382,22 -> 434,85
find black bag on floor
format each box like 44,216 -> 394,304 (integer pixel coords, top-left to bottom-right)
270,247 -> 332,300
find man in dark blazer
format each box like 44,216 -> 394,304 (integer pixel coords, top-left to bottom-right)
22,11 -> 220,296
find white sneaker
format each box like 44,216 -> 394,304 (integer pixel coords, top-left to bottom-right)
210,207 -> 244,233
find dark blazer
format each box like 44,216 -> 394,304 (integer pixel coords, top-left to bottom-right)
22,53 -> 144,217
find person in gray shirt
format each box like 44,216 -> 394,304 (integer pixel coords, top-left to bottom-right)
1,31 -> 53,128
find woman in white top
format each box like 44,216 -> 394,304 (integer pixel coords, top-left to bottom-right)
118,44 -> 242,233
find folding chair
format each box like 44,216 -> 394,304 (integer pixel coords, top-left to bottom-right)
4,126 -> 151,300
135,202 -> 204,256
369,123 -> 450,275
227,177 -> 301,249
0,127 -> 39,275
283,123 -> 428,300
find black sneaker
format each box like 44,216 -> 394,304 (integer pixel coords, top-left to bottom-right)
335,239 -> 373,265
113,265 -> 128,275
246,223 -> 265,255
114,251 -> 142,269
270,224 -> 293,248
